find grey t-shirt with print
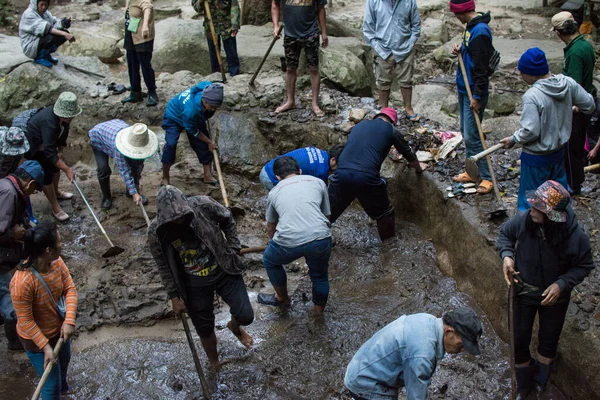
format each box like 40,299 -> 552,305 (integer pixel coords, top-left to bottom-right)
282,0 -> 327,39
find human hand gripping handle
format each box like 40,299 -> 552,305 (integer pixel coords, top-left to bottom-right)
503,257 -> 519,286
171,297 -> 187,318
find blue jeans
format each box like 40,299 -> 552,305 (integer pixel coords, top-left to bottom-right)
26,339 -> 71,400
160,116 -> 213,166
263,237 -> 332,306
126,50 -> 157,93
0,271 -> 16,320
518,149 -> 568,212
459,92 -> 491,181
206,35 -> 240,77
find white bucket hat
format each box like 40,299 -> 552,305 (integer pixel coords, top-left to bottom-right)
115,123 -> 158,160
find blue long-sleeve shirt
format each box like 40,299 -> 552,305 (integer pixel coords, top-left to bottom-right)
264,147 -> 330,186
344,314 -> 445,400
362,0 -> 421,62
164,81 -> 215,137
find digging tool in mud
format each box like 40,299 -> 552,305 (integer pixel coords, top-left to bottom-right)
465,143 -> 505,182
584,163 -> 600,173
213,148 -> 230,208
202,0 -> 227,83
458,54 -> 507,219
72,180 -> 125,258
249,24 -> 284,88
181,312 -> 211,400
31,338 -> 64,400
508,275 -> 517,400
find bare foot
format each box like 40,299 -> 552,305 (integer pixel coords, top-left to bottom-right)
160,177 -> 169,186
275,101 -> 295,114
312,104 -> 325,118
209,359 -> 222,372
203,175 -> 218,184
227,321 -> 253,349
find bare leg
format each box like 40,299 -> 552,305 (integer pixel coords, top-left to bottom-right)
161,163 -> 171,186
227,319 -> 253,349
43,182 -> 62,215
309,67 -> 324,117
273,284 -> 291,306
53,170 -> 60,193
313,304 -> 325,314
199,332 -> 221,371
401,86 -> 414,116
275,68 -> 297,113
379,89 -> 390,108
202,163 -> 217,183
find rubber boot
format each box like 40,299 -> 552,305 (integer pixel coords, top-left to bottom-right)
26,197 -> 38,226
34,49 -> 53,68
534,360 -> 553,394
376,211 -> 396,241
46,44 -> 59,65
146,91 -> 158,107
121,91 -> 143,104
515,361 -> 536,400
99,177 -> 112,209
4,319 -> 24,351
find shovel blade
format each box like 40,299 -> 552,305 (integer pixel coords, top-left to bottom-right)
465,158 -> 481,183
102,246 -> 125,258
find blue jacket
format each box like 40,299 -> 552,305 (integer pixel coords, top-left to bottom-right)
344,314 -> 445,400
456,12 -> 493,99
264,147 -> 330,185
164,81 -> 215,137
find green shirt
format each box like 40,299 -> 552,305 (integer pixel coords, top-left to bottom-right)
563,34 -> 597,97
201,0 -> 240,37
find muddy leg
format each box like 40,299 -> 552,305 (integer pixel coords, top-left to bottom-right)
199,332 -> 221,371
161,163 -> 171,186
227,320 -> 253,349
273,285 -> 291,305
202,163 -> 217,183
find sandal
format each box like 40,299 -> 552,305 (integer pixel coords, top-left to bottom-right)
52,210 -> 70,222
407,113 -> 420,122
56,191 -> 73,200
202,179 -> 219,186
452,172 -> 474,183
477,180 -> 493,194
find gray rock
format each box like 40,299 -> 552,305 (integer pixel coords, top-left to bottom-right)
153,18 -> 210,74
421,18 -> 449,46
487,92 -> 521,116
410,84 -> 457,127
481,116 -> 521,141
0,34 -> 30,75
417,0 -> 447,13
59,23 -> 123,64
320,46 -> 371,97
432,34 -> 462,65
493,38 -> 563,71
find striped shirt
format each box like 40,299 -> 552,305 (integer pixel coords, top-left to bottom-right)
10,257 -> 78,350
88,119 -> 139,196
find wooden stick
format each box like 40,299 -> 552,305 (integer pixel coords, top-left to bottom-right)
213,148 -> 229,208
181,313 -> 211,399
249,24 -> 284,87
240,245 -> 267,254
202,0 -> 227,83
140,203 -> 151,227
584,163 -> 600,172
32,338 -> 64,400
508,277 -> 517,400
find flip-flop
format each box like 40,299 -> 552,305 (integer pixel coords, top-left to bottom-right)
407,113 -> 420,122
202,179 -> 219,186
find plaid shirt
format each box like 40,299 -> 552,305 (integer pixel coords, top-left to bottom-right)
88,120 -> 138,196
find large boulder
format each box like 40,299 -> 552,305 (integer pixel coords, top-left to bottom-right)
241,0 -> 271,25
481,116 -> 521,141
487,92 -> 521,116
59,22 -> 123,63
408,84 -> 457,127
493,38 -> 564,71
0,34 -> 29,75
153,18 -> 211,74
421,18 -> 449,46
214,112 -> 276,177
320,46 -> 371,97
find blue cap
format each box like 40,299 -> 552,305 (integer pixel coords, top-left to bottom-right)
518,48 -> 550,77
17,160 -> 45,189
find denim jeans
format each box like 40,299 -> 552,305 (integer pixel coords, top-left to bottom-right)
459,92 -> 491,181
206,35 -> 240,77
126,50 -> 157,93
0,271 -> 16,320
160,116 -> 213,166
263,237 -> 332,306
26,339 -> 71,400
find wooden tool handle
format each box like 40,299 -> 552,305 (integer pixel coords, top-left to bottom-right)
72,180 -> 116,247
240,245 -> 267,254
213,149 -> 229,208
584,163 -> 600,172
471,143 -> 504,162
250,24 -> 284,86
32,338 -> 64,400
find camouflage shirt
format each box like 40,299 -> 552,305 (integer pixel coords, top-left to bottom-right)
200,0 -> 240,37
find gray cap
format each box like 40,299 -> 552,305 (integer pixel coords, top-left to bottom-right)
444,307 -> 483,355
202,83 -> 224,107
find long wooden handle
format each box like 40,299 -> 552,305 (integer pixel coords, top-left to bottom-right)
32,338 -> 64,400
140,203 -> 151,227
213,149 -> 229,208
203,0 -> 226,83
471,143 -> 505,163
72,180 -> 116,247
508,280 -> 516,400
181,313 -> 211,399
240,245 -> 267,254
584,163 -> 600,172
249,24 -> 284,86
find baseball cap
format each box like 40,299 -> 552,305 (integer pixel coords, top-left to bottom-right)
526,180 -> 571,223
444,307 -> 483,355
374,108 -> 398,125
17,160 -> 45,190
551,11 -> 575,31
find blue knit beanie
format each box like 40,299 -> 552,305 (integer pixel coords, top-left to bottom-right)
518,48 -> 549,76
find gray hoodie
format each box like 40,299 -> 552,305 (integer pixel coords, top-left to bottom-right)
512,74 -> 595,155
18,0 -> 65,59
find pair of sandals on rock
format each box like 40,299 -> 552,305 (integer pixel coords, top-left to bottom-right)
452,172 -> 493,195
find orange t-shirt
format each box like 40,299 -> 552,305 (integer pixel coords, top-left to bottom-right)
10,257 -> 78,350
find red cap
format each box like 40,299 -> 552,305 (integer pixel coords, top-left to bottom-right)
374,108 -> 398,125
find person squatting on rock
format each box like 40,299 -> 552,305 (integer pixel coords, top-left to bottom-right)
271,0 -> 328,117
22,92 -> 82,222
161,82 -> 223,186
11,222 -> 78,399
362,0 -> 421,120
499,48 -> 595,212
18,0 -> 75,68
192,0 -> 241,77
259,144 -> 344,191
552,11 -> 597,194
0,161 -> 44,352
257,156 -> 332,313
344,308 -> 483,400
121,0 -> 159,107
449,0 -> 495,194
88,120 -> 158,210
148,185 -> 253,370
498,180 -> 594,399
327,108 -> 427,241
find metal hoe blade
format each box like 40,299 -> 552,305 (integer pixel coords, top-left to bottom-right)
102,246 -> 125,258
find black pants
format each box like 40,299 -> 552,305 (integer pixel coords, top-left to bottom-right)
328,173 -> 393,223
37,33 -> 67,56
565,112 -> 591,192
186,273 -> 254,338
206,35 -> 240,76
92,148 -> 143,183
513,294 -> 570,364
126,50 -> 156,93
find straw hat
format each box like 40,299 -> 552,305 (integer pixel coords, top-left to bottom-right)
115,123 -> 158,160
53,92 -> 82,119
0,126 -> 30,156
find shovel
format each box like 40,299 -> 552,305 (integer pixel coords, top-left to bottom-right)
202,0 -> 226,83
466,143 -> 505,182
181,312 -> 211,400
508,276 -> 517,400
213,148 -> 229,208
249,24 -> 284,87
31,338 -> 64,400
140,203 -> 151,228
458,54 -> 507,218
72,180 -> 125,258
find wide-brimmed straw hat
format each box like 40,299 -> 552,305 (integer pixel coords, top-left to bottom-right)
0,126 -> 30,156
115,123 -> 158,160
53,92 -> 82,119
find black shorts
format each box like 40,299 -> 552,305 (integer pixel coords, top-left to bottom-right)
283,33 -> 320,70
25,151 -> 59,186
328,172 -> 393,223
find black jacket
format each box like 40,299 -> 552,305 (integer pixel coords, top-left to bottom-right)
25,105 -> 70,165
497,207 -> 594,297
0,176 -> 27,272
